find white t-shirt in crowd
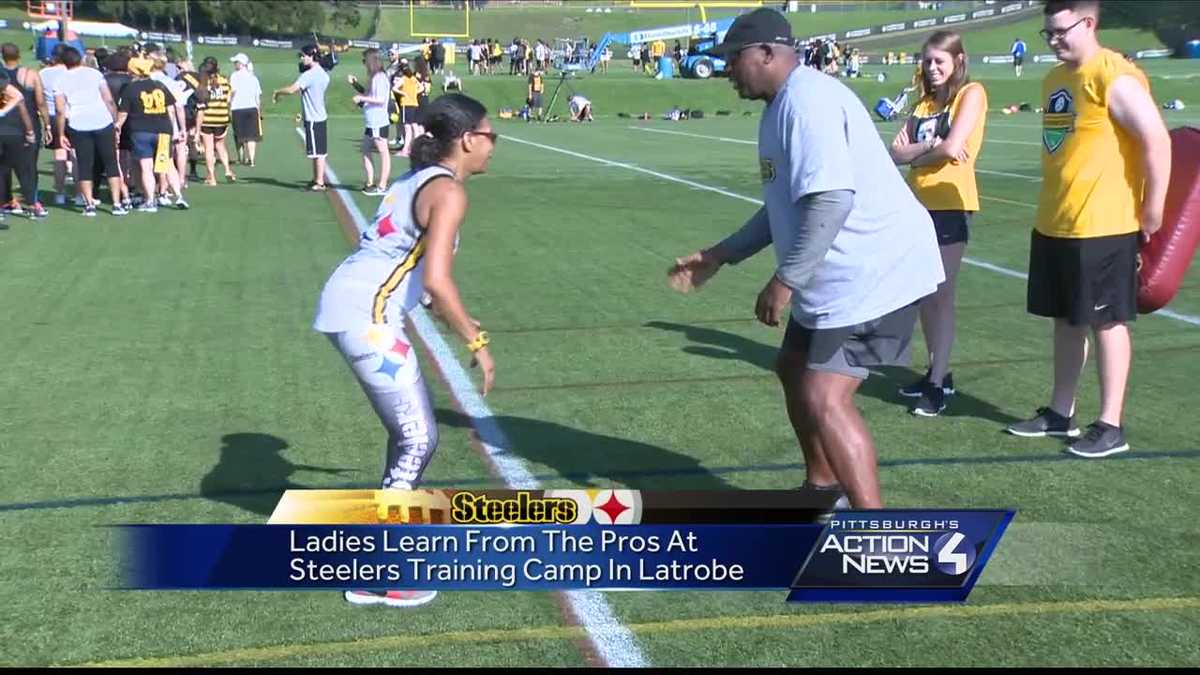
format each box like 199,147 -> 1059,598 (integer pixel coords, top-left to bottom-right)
295,64 -> 329,122
229,68 -> 261,110
150,70 -> 188,107
57,66 -> 113,131
363,71 -> 391,129
40,64 -> 67,117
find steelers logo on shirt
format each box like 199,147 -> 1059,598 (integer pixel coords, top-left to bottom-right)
1042,88 -> 1075,154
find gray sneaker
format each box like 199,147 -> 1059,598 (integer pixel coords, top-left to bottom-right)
796,481 -> 850,523
1006,407 -> 1080,438
1066,421 -> 1129,458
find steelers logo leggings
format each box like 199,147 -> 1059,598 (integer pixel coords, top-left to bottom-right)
325,323 -> 439,490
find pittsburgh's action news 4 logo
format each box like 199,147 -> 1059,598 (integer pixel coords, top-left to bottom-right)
788,511 -> 1012,603
932,531 -> 976,576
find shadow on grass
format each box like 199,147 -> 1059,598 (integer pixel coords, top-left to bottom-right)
643,320 -> 1020,425
435,408 -> 738,490
198,433 -> 356,516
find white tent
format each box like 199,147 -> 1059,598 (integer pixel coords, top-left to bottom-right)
25,19 -> 139,39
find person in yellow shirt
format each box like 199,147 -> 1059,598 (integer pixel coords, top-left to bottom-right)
1006,0 -> 1171,458
651,39 -> 666,74
393,66 -> 421,157
526,68 -> 544,121
889,31 -> 987,417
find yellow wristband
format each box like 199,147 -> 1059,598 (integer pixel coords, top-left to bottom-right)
467,331 -> 490,353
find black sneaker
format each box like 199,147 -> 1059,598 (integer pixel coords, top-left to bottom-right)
912,380 -> 946,417
1066,421 -> 1129,458
899,370 -> 955,398
1006,407 -> 1081,438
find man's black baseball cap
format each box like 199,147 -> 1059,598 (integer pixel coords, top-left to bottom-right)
701,8 -> 794,59
299,44 -> 320,58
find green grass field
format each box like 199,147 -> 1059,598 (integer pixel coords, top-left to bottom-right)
874,13 -> 1167,55
1,31 -> 1199,667
377,3 -> 968,44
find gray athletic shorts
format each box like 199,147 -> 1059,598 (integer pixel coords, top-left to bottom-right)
781,302 -> 919,380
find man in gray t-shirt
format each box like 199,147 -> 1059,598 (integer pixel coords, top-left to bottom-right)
668,8 -> 943,510
272,44 -> 331,190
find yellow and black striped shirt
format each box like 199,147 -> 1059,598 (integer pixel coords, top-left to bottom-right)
199,73 -> 232,127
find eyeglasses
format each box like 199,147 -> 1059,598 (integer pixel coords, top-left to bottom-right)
467,130 -> 499,143
1038,17 -> 1088,43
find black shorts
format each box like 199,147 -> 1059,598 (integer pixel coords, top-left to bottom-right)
68,125 -> 119,180
232,108 -> 262,144
1027,230 -> 1139,326
529,92 -> 543,108
399,106 -> 418,125
930,210 -> 972,246
47,116 -> 63,150
1013,55 -> 1024,66
781,302 -> 920,380
303,119 -> 327,158
364,125 -> 389,140
117,121 -> 133,151
200,124 -> 228,138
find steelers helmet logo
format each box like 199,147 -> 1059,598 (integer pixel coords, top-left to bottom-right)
362,325 -> 412,381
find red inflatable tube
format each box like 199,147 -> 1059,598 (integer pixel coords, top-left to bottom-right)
1139,126 -> 1200,314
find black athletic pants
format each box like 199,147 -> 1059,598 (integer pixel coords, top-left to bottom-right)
0,135 -> 37,205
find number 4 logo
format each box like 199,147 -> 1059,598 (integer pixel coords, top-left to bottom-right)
934,531 -> 977,576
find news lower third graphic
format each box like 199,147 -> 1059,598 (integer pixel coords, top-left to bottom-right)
119,490 -> 1013,603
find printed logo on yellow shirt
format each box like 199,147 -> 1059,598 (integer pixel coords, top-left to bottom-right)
1042,88 -> 1075,154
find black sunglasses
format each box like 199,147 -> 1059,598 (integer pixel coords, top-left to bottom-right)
1038,16 -> 1088,43
466,130 -> 499,143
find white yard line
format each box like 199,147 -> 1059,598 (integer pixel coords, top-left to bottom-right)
630,126 -> 1042,181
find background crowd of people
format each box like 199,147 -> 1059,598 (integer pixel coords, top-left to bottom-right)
0,38 -> 265,223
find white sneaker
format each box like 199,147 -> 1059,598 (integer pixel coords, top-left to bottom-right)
343,589 -> 438,608
175,198 -> 190,210
138,201 -> 158,213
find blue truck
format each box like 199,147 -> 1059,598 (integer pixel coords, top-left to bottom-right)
585,16 -> 737,79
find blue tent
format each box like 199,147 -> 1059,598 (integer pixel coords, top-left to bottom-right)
35,25 -> 84,62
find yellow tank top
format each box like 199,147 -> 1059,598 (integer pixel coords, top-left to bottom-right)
1036,48 -> 1149,238
399,76 -> 419,108
531,74 -> 543,92
906,81 -> 987,211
